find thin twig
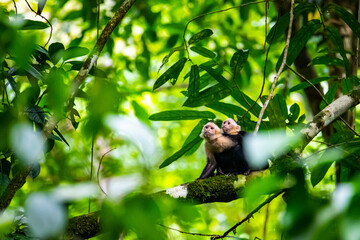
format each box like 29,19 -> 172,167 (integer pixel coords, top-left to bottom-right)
286,64 -> 360,137
254,0 -> 295,135
23,0 -> 53,47
182,0 -> 268,60
158,224 -> 241,239
263,203 -> 270,240
12,0 -> 17,14
97,148 -> 116,196
214,190 -> 285,239
315,2 -> 326,31
238,14 -> 280,122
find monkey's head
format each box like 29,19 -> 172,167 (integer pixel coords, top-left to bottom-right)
200,122 -> 221,140
222,118 -> 240,135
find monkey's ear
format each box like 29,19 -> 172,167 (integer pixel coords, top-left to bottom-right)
237,125 -> 241,131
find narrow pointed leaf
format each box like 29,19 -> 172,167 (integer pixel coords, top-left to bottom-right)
261,94 -> 287,128
289,76 -> 335,92
326,3 -> 360,39
188,65 -> 200,98
327,26 -> 351,77
199,65 -> 231,89
149,110 -> 215,121
230,50 -> 249,75
183,119 -> 208,156
153,57 -> 187,90
159,137 -> 203,168
231,91 -> 263,117
158,46 -> 185,72
37,0 -> 47,15
188,29 -> 213,45
21,20 -> 49,30
206,102 -> 247,117
190,46 -> 216,58
54,128 -> 70,147
267,3 -> 316,43
63,46 -> 89,61
183,84 -> 232,107
276,20 -> 322,72
311,56 -> 344,66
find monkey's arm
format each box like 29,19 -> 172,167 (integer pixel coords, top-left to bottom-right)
198,149 -> 217,179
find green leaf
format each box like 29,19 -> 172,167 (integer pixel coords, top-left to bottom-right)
159,137 -> 203,168
231,91 -> 263,117
188,29 -> 213,45
4,71 -> 19,95
206,102 -> 247,118
131,100 -> 150,125
182,119 -> 208,156
183,84 -> 232,107
20,19 -> 49,30
288,103 -> 300,123
190,46 -> 216,58
158,46 -> 185,72
188,65 -> 200,98
311,55 -> 344,66
54,127 -> 70,147
70,63 -> 107,78
27,65 -> 44,80
199,65 -> 231,89
153,57 -> 187,90
63,46 -> 89,61
290,76 -> 335,92
262,94 -> 287,128
327,26 -> 351,77
37,0 -> 47,15
0,173 -> 10,196
49,42 -> 65,65
341,77 -> 353,95
326,3 -> 360,39
267,3 -> 316,43
25,105 -> 46,125
230,50 -> 249,76
149,110 -> 215,121
320,82 -> 339,110
276,20 -> 322,72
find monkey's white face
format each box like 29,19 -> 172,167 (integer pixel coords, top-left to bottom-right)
201,122 -> 220,139
221,118 -> 239,134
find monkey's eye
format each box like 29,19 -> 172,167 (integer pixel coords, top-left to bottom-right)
210,127 -> 214,130
205,126 -> 208,129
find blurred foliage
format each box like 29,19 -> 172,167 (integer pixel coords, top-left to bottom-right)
0,0 -> 360,239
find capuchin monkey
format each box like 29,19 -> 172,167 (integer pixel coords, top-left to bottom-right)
198,122 -> 237,179
221,118 -> 269,173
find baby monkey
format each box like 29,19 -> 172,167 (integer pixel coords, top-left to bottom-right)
221,118 -> 269,173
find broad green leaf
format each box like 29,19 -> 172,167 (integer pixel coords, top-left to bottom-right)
153,57 -> 187,90
267,3 -> 316,43
183,84 -> 232,107
231,91 -> 263,117
149,110 -> 215,121
190,46 -> 216,58
49,42 -> 65,65
183,119 -> 208,156
188,29 -> 213,45
29,162 -> 41,179
276,20 -> 322,72
188,65 -> 200,98
311,56 -> 344,66
37,0 -> 47,15
262,94 -> 287,129
341,77 -> 353,94
21,19 -> 49,30
288,103 -> 300,123
230,50 -> 249,76
326,4 -> 360,39
199,65 -> 231,89
0,158 -> 11,176
320,82 -> 339,110
159,137 -> 203,168
327,26 -> 351,77
206,102 -> 247,118
4,72 -> 19,95
63,46 -> 89,61
290,76 -> 335,92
